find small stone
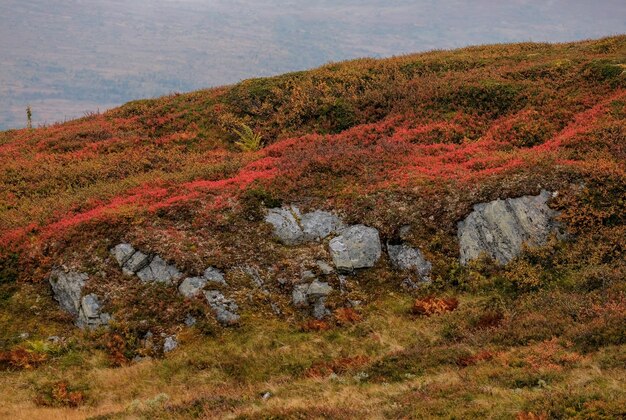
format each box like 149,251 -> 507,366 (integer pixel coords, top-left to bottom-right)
301,270 -> 316,282
77,293 -> 111,329
292,284 -> 309,307
184,314 -> 197,327
312,298 -> 329,319
203,267 -> 226,285
316,260 -> 334,275
163,336 -> 178,353
178,277 -> 208,298
204,290 -> 240,326
261,392 -> 272,400
110,243 -> 136,267
19,332 -> 29,340
47,336 -> 61,343
388,243 -> 432,281
307,280 -> 333,300
123,251 -> 151,274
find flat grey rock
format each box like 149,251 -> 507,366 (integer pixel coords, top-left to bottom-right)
123,251 -> 151,274
137,256 -> 182,284
178,277 -> 208,298
458,190 -> 561,265
329,225 -> 382,272
203,267 -> 226,285
204,290 -> 240,326
388,244 -> 432,281
110,243 -> 136,267
49,269 -> 87,316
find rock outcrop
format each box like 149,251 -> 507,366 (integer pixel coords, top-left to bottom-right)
388,243 -> 432,281
458,190 -> 561,265
48,269 -> 110,329
329,225 -> 382,272
178,267 -> 226,298
265,206 -> 344,245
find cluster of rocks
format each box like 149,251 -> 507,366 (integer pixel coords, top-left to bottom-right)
48,269 -> 111,329
457,190 -> 561,265
110,243 -> 240,326
266,206 -> 433,316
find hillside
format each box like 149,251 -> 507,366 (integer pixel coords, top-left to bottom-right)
0,36 -> 625,418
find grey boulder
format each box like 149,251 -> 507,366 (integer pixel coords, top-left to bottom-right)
458,190 -> 561,265
49,269 -> 87,316
388,244 -> 432,281
122,250 -> 151,276
329,225 -> 382,272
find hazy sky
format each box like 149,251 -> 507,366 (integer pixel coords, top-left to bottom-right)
1,0 -> 625,129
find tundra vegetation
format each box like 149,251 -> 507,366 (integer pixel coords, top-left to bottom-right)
0,36 -> 625,418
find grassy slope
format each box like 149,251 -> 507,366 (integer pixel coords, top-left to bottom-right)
0,36 -> 625,418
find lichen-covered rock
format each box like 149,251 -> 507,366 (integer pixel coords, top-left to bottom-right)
122,251 -> 151,275
204,290 -> 240,326
388,244 -> 432,281
458,190 -> 561,265
329,225 -> 382,272
77,294 -> 111,329
178,277 -> 208,298
110,243 -> 136,267
265,206 -> 343,245
49,269 -> 87,316
203,267 -> 226,285
265,206 -> 304,245
136,256 -> 183,284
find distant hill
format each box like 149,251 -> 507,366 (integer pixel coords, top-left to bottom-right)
0,36 -> 624,418
2,0 -> 626,129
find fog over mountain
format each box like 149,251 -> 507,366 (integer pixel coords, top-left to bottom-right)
1,0 -> 625,129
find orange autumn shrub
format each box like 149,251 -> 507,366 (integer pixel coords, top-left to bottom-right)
412,297 -> 459,316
